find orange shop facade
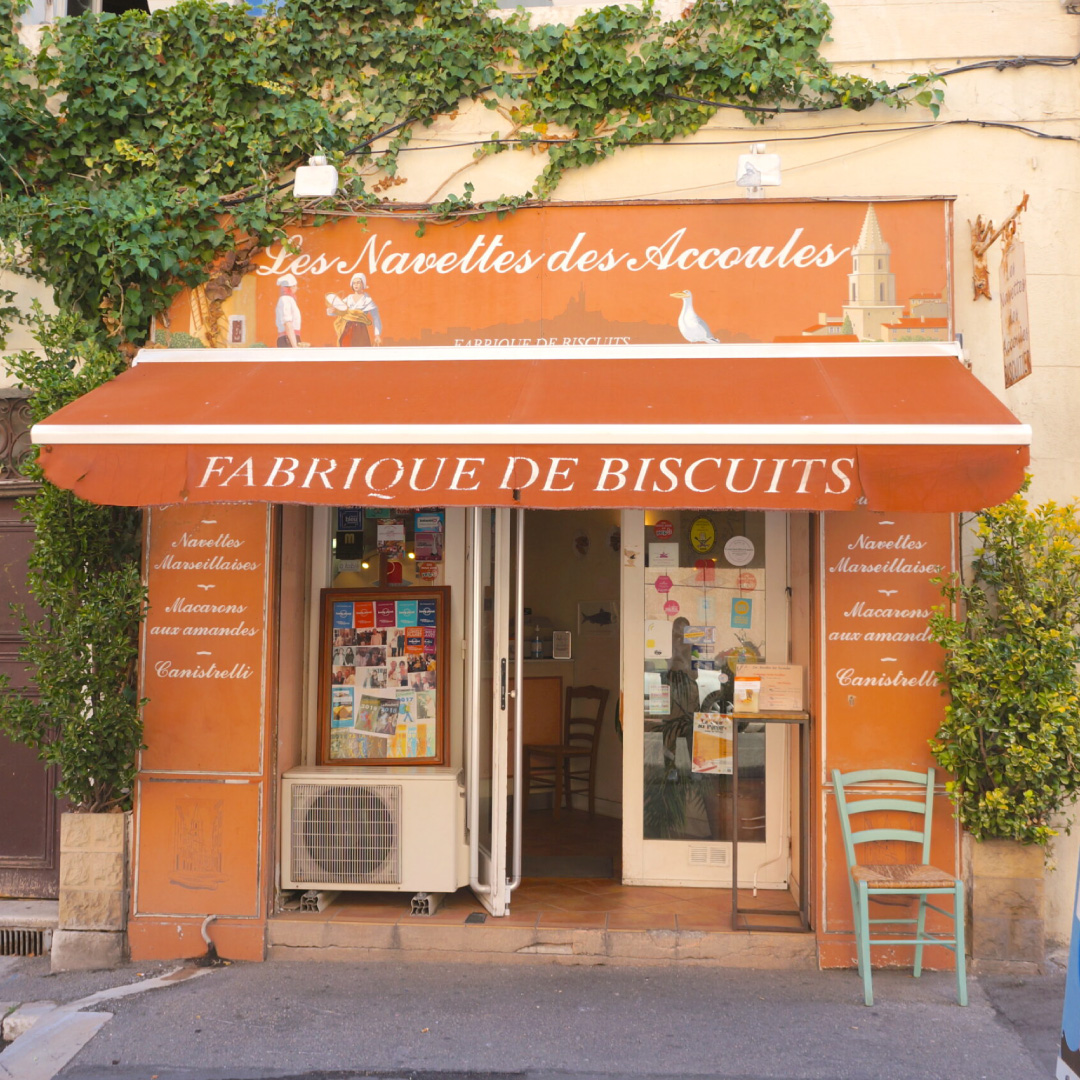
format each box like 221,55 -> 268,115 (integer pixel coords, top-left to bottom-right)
31,199 -> 1030,965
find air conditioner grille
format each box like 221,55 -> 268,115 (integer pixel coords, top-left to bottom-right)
291,783 -> 401,885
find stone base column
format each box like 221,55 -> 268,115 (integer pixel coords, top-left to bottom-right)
967,834 -> 1046,976
52,811 -> 129,972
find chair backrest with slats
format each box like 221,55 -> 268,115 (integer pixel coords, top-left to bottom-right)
831,767 -> 935,869
564,685 -> 608,760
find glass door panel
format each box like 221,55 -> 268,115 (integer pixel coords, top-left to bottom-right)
465,508 -> 522,915
625,510 -> 790,887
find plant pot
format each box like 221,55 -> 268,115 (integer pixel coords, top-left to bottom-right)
966,834 -> 1046,975
51,811 -> 130,972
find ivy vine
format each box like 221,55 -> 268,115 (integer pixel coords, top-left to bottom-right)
0,0 -> 942,345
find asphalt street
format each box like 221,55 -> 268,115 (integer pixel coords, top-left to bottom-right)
0,955 -> 1067,1080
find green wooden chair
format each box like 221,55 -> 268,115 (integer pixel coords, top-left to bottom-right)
832,767 -> 967,1007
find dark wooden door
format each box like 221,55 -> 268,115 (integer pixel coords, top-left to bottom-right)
0,393 -> 61,898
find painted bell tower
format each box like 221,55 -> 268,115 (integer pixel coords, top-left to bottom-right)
842,205 -> 904,341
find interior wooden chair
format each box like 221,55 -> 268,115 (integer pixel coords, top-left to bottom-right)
523,686 -> 609,817
832,767 -> 967,1007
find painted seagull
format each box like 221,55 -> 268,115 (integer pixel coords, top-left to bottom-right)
670,290 -> 720,343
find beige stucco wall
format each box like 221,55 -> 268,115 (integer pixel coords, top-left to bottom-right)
0,268 -> 56,387
6,0 -> 1079,940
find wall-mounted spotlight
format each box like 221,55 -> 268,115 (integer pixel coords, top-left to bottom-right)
736,143 -> 781,199
293,155 -> 338,199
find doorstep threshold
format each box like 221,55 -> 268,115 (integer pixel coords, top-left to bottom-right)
267,911 -> 815,967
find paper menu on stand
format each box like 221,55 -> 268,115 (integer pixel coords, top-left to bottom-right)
734,663 -> 805,711
733,672 -> 761,713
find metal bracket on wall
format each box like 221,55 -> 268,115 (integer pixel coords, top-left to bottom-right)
969,192 -> 1029,300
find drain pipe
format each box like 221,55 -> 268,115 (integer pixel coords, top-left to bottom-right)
196,914 -> 219,966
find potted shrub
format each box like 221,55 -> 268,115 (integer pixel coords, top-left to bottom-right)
0,311 -> 145,971
929,480 -> 1080,973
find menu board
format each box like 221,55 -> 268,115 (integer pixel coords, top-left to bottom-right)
822,511 -> 953,769
140,503 -> 270,773
317,587 -> 449,766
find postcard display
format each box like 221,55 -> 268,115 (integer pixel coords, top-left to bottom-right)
318,587 -> 449,766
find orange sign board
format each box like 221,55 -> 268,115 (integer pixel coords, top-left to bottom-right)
140,503 -> 270,773
170,200 -> 952,348
820,510 -> 959,956
823,510 -> 953,770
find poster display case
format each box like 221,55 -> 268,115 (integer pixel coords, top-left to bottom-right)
316,587 -> 449,766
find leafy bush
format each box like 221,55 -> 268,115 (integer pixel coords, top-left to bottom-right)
0,311 -> 145,812
930,482 -> 1080,846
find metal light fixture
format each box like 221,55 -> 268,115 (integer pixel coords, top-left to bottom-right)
293,155 -> 338,199
736,143 -> 781,199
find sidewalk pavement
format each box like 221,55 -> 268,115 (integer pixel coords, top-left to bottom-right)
0,952 -> 1067,1080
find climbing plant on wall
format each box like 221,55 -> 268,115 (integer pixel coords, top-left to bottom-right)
0,0 -> 942,345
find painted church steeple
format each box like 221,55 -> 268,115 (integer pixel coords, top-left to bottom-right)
842,204 -> 903,340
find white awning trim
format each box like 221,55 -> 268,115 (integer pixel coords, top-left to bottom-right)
32,421 -> 1032,447
130,343 -> 966,365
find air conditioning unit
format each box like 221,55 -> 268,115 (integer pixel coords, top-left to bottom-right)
281,766 -> 465,893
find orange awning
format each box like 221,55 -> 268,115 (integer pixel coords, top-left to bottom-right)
31,344 -> 1030,512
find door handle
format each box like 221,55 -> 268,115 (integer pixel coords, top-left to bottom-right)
500,657 -> 507,710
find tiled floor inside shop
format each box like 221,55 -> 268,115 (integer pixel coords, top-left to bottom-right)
270,810 -> 811,963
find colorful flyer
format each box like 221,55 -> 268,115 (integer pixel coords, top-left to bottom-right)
396,599 -> 419,627
331,687 -> 354,728
644,672 -> 670,716
333,602 -> 354,628
692,712 -> 733,774
731,597 -> 753,629
733,672 -> 762,712
404,627 -> 425,654
375,699 -> 400,735
415,531 -> 444,561
423,625 -> 437,654
353,695 -> 379,732
377,518 -> 406,557
415,511 -> 444,533
353,601 -> 375,629
415,690 -> 436,720
417,598 -> 438,626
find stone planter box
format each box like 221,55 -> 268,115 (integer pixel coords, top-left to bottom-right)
966,834 -> 1046,975
52,811 -> 130,972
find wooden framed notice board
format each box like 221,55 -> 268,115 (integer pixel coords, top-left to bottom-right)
317,587 -> 449,766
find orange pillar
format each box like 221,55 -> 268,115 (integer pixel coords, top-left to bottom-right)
128,503 -> 277,962
816,511 -> 959,969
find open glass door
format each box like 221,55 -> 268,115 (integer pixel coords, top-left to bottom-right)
465,508 -> 523,915
622,510 -> 791,888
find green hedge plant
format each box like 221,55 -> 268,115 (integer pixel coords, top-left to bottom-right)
0,310 -> 145,812
929,482 -> 1080,847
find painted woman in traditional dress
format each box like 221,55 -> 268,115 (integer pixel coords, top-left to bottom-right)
325,273 -> 383,347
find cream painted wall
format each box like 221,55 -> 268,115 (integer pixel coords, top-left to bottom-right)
0,268 -> 57,388
523,509 -> 622,815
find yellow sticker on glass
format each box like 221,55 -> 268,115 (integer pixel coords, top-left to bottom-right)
690,517 -> 715,554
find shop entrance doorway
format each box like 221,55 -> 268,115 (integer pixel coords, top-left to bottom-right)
516,509 -> 623,879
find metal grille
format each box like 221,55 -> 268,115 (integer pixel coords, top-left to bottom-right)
291,783 -> 401,885
688,843 -> 729,867
0,928 -> 48,957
